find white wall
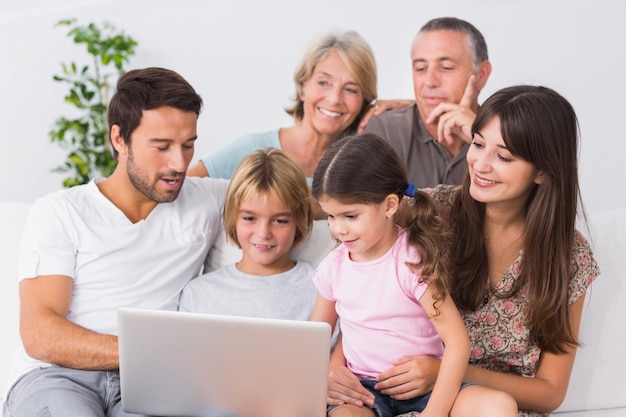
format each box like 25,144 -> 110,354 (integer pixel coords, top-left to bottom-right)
1,0 -> 624,216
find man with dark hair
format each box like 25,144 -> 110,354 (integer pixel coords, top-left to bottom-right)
364,17 -> 492,188
3,67 -> 228,417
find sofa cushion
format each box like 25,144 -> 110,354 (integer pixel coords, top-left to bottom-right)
0,202 -> 32,399
555,209 -> 626,413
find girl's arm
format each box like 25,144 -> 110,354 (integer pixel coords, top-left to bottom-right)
310,293 -> 376,406
325,334 -> 376,407
417,286 -> 470,417
309,292 -> 338,328
463,293 -> 584,413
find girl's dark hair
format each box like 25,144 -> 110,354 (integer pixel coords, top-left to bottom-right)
107,67 -> 203,159
312,133 -> 449,312
450,85 -> 582,353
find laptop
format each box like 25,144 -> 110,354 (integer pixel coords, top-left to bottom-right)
117,307 -> 332,417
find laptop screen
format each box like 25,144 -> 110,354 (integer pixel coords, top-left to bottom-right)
118,308 -> 331,417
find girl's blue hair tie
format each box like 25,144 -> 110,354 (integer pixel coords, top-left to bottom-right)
404,182 -> 417,197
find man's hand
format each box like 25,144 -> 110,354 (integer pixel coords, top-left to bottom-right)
374,355 -> 441,400
426,75 -> 478,145
357,99 -> 414,133
326,364 -> 375,407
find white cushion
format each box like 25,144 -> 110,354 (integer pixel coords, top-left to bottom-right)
555,408 -> 626,417
556,209 -> 626,413
0,202 -> 32,400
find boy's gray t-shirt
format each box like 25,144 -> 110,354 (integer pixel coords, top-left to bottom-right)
179,261 -> 316,321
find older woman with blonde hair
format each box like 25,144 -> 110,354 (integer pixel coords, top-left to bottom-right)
187,30 -> 377,183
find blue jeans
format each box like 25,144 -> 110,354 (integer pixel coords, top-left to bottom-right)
328,379 -> 431,417
3,366 -> 149,417
327,380 -> 474,417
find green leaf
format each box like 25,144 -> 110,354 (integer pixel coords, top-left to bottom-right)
51,18 -> 133,187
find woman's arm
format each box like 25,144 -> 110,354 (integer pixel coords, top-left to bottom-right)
464,294 -> 584,413
187,161 -> 209,177
375,292 -> 586,413
374,354 -> 439,398
357,99 -> 414,133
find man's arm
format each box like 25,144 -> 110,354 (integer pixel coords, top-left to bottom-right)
19,275 -> 119,370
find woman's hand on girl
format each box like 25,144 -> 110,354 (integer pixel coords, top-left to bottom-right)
374,355 -> 440,400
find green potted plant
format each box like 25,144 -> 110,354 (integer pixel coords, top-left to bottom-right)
49,18 -> 138,187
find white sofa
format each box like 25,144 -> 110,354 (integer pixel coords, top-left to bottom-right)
1,200 -> 625,416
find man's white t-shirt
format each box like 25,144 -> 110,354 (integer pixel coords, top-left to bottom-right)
10,176 -> 228,388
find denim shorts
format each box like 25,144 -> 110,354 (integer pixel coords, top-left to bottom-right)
327,379 -> 475,417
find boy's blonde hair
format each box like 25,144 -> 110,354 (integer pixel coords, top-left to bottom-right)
224,148 -> 313,248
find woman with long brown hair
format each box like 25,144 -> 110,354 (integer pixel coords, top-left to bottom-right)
325,85 -> 600,417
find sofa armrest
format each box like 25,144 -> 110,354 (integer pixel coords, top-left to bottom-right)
0,202 -> 33,400
555,209 -> 626,413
